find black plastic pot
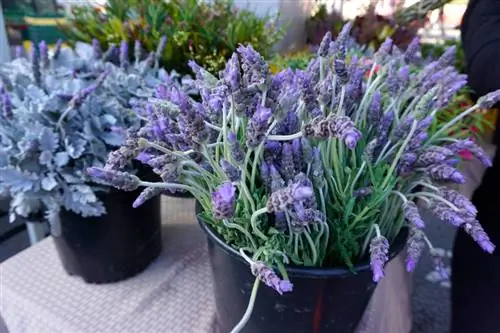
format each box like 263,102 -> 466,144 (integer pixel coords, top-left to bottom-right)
53,187 -> 162,284
198,208 -> 408,333
162,190 -> 194,199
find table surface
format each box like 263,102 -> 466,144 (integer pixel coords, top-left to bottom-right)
0,197 -> 412,333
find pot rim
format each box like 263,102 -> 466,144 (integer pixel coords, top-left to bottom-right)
196,202 -> 408,278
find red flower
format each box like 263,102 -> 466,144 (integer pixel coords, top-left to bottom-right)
459,149 -> 473,160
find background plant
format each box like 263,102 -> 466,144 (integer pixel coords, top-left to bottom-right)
61,0 -> 284,75
0,38 -> 186,230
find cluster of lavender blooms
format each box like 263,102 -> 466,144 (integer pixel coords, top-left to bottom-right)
0,38 -> 192,232
88,23 -> 500,295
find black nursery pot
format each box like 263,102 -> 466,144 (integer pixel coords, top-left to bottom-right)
53,181 -> 162,284
198,206 -> 408,333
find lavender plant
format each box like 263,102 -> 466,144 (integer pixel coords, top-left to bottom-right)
0,38 -> 190,231
88,24 -> 497,332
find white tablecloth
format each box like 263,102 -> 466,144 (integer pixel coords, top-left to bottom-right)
0,197 -> 412,333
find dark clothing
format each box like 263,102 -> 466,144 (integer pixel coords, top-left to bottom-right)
452,1 -> 500,332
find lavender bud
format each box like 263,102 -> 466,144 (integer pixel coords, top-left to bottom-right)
303,115 -> 361,149
267,181 -> 314,213
295,207 -> 325,225
133,187 -> 164,208
280,143 -> 295,182
260,162 -> 271,188
404,37 -> 420,64
237,44 -> 269,89
92,39 -> 102,59
53,39 -> 63,60
369,235 -> 389,282
334,58 -> 349,84
86,167 -> 140,191
119,40 -> 128,68
447,139 -> 492,167
318,32 -> 332,57
463,221 -> 495,253
15,45 -> 23,58
211,182 -> 236,219
39,41 -> 49,68
291,139 -> 304,172
155,36 -> 167,61
301,138 -> 313,161
426,164 -> 465,184
246,105 -> 272,148
2,93 -> 13,120
270,164 -> 285,192
228,131 -> 245,165
367,91 -> 382,126
393,115 -> 415,141
405,228 -> 423,272
437,46 -> 456,69
375,38 -> 393,63
251,261 -> 293,295
432,203 -> 466,227
416,150 -> 452,167
398,152 -> 418,174
31,43 -> 41,86
477,89 -> 500,109
364,139 -> 378,162
220,159 -> 241,182
403,201 -> 425,229
439,187 -> 477,217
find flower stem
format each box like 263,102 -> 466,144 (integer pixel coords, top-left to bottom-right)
267,132 -> 303,141
225,220 -> 257,249
229,278 -> 260,333
304,230 -> 318,265
250,207 -> 269,241
427,105 -> 479,143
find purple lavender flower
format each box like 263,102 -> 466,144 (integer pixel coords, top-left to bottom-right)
133,187 -> 164,208
393,115 -> 415,141
353,187 -> 372,197
105,138 -> 140,170
280,143 -> 295,182
134,40 -> 142,62
404,37 -> 420,64
463,220 -> 495,253
92,39 -> 102,59
38,41 -> 49,68
334,58 -> 349,84
446,139 -> 492,167
398,152 -> 418,174
303,115 -> 361,149
237,44 -> 269,89
251,261 -> 293,295
222,53 -> 241,92
263,140 -> 281,163
415,149 -> 453,167
295,207 -> 325,225
211,182 -> 236,219
301,138 -> 313,161
437,46 -> 456,69
317,31 -> 332,57
53,39 -> 63,60
228,131 -> 245,165
477,89 -> 500,109
425,164 -> 465,184
364,139 -> 378,162
439,187 -> 477,217
15,45 -> 23,59
432,203 -> 466,227
31,43 -> 41,86
87,167 -> 140,191
274,212 -> 287,230
403,201 -> 425,229
405,228 -> 423,272
369,235 -> 389,282
119,40 -> 128,68
375,38 -> 393,63
267,181 -> 314,213
269,164 -> 285,192
2,93 -> 13,120
291,139 -> 304,172
376,111 -> 394,145
246,105 -> 272,148
296,71 -> 321,118
220,159 -> 241,182
260,161 -> 271,188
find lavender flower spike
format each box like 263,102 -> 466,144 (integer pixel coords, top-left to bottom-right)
403,201 -> 425,229
86,167 -> 140,191
303,115 -> 361,149
53,39 -> 63,60
92,38 -> 102,60
439,187 -> 477,217
211,182 -> 237,219
463,220 -> 495,253
227,131 -> 244,165
133,187 -> 164,208
477,89 -> 500,109
447,139 -> 492,167
405,229 -> 423,272
267,181 -> 314,213
246,105 -> 272,148
220,159 -> 241,182
119,40 -> 128,68
15,45 -> 23,58
39,41 -> 49,68
426,164 -> 466,184
251,261 -> 293,295
317,31 -> 332,57
369,234 -> 389,282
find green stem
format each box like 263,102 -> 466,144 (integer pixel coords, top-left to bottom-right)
304,230 -> 318,265
427,105 -> 479,144
250,208 -> 269,241
240,181 -> 256,213
267,132 -> 303,141
225,220 -> 257,249
409,192 -> 461,211
229,278 -> 260,333
139,181 -> 197,193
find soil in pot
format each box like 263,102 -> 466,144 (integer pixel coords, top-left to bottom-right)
53,164 -> 162,284
198,208 -> 408,333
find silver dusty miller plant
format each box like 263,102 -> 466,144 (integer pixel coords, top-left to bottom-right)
88,24 -> 499,332
0,38 -> 190,232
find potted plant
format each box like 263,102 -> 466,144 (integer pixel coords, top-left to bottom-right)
0,39 -> 187,283
88,24 -> 496,331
